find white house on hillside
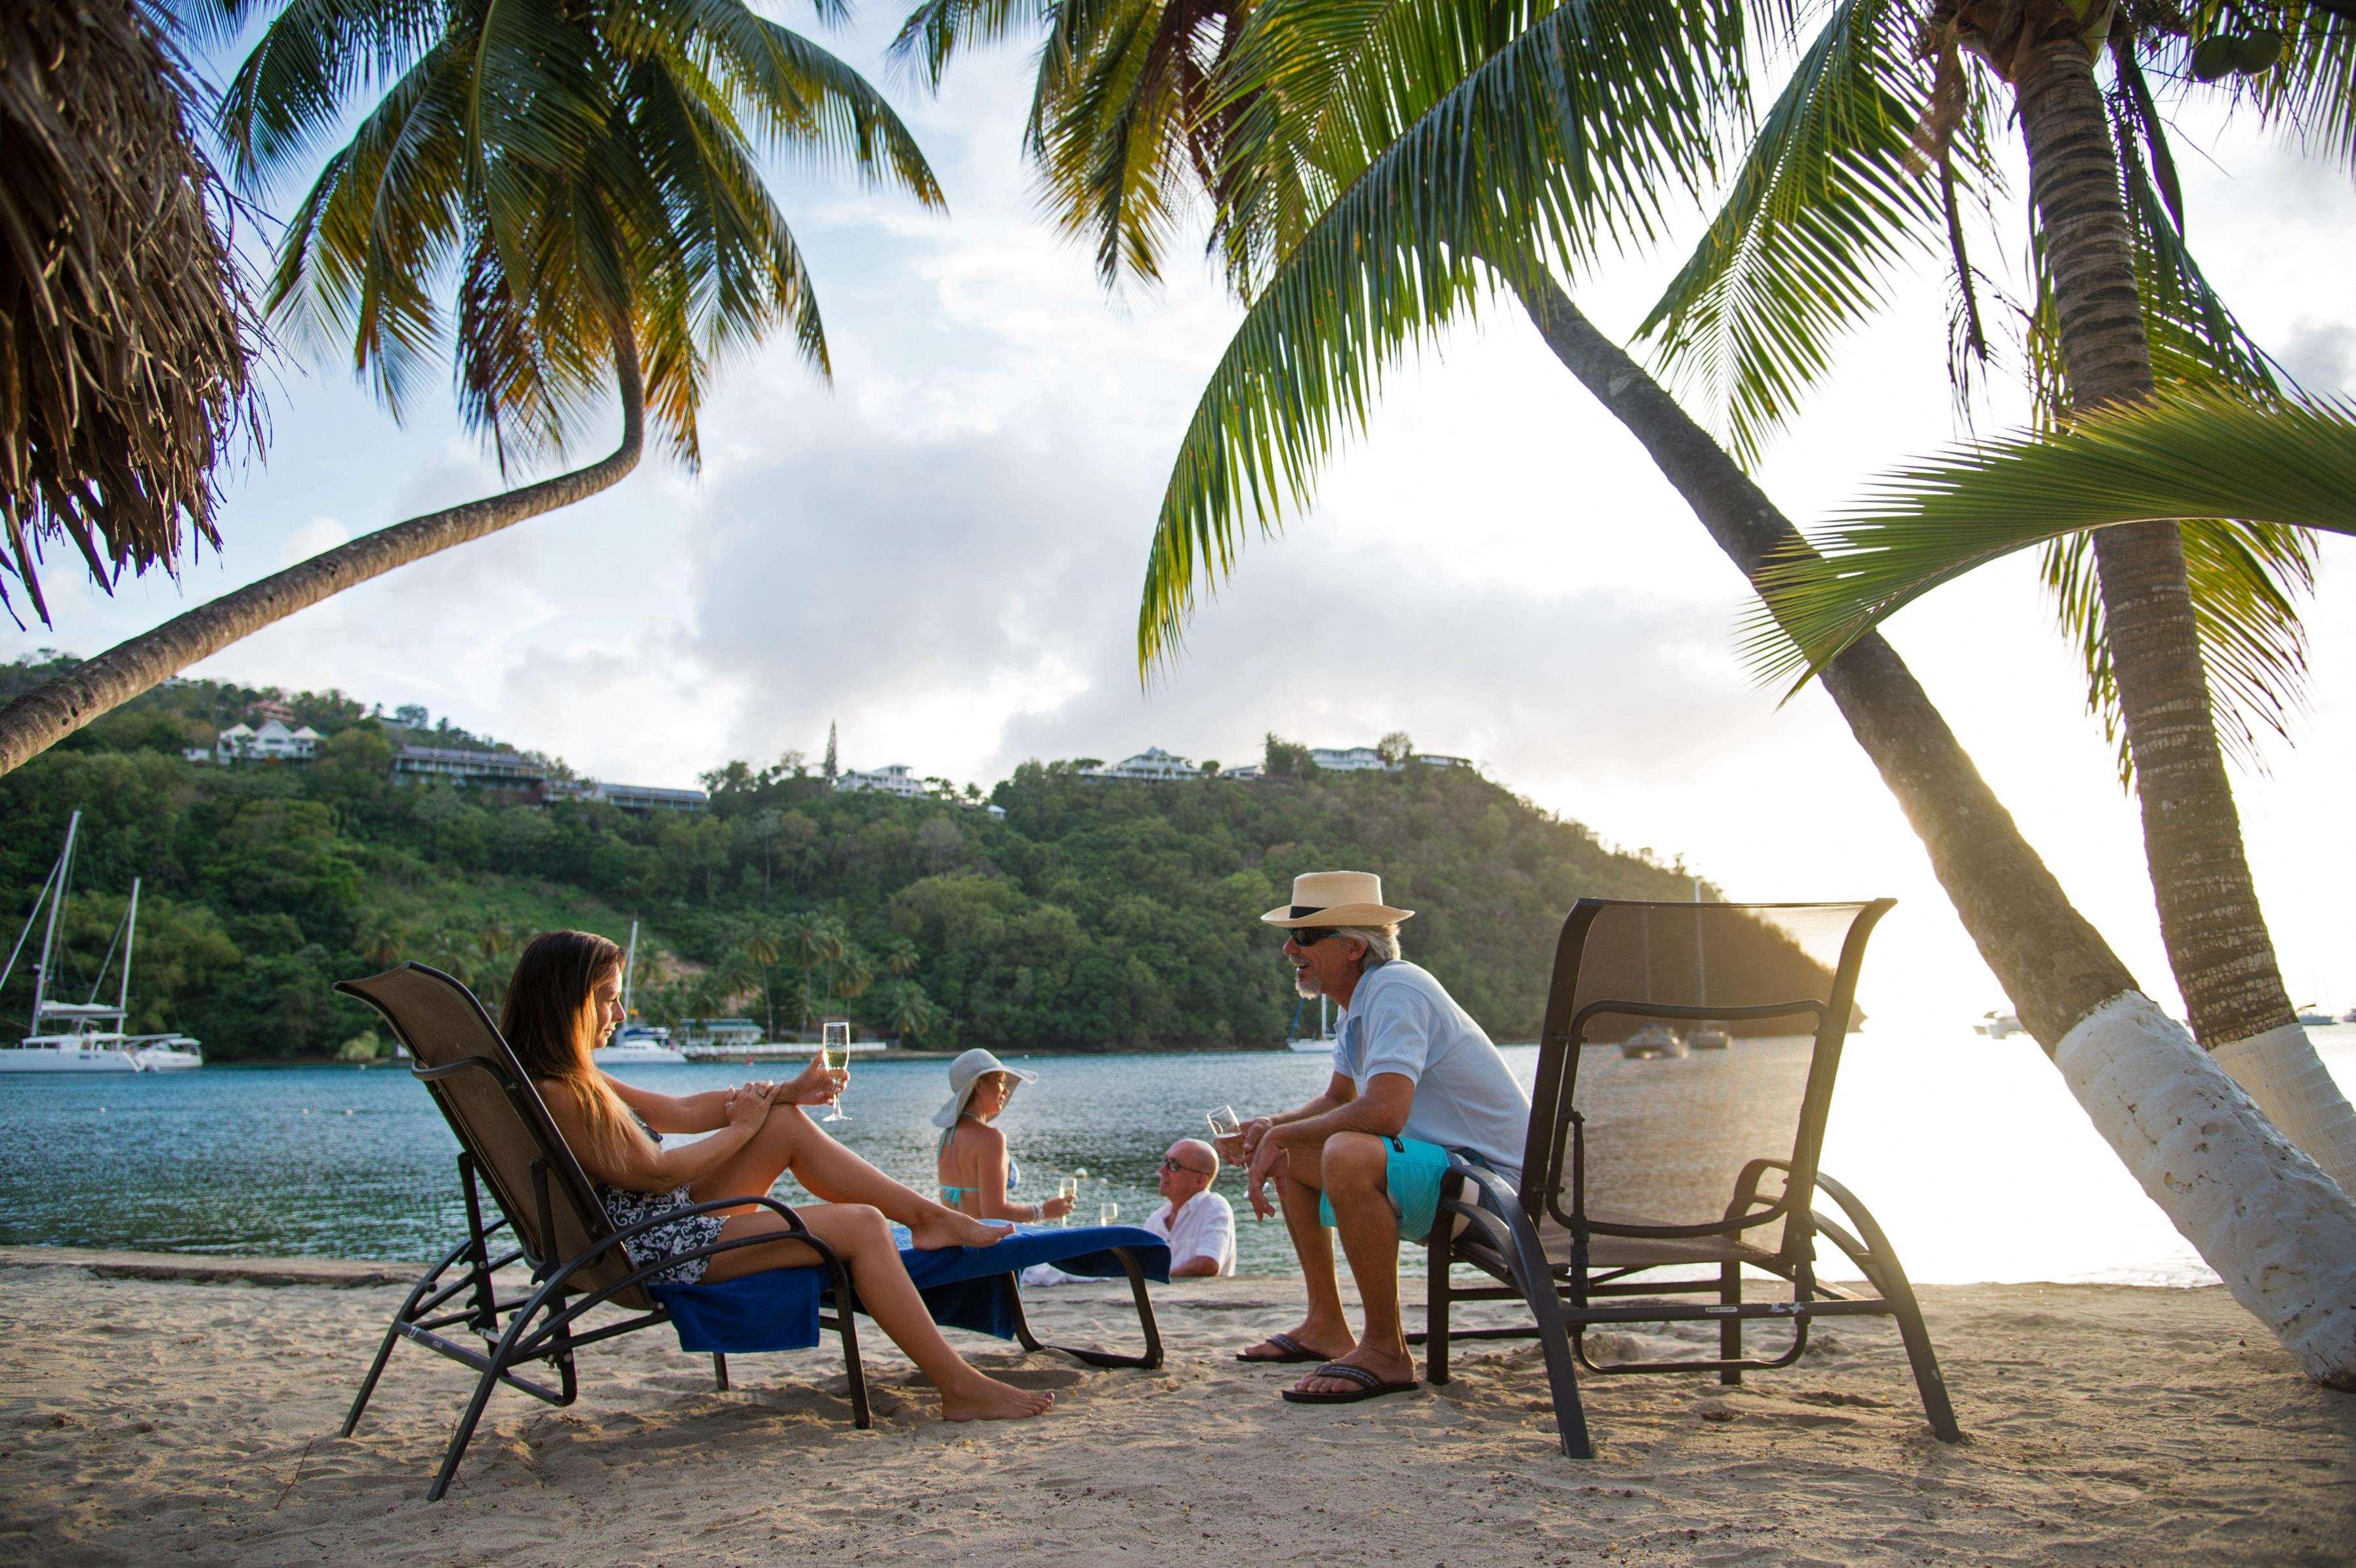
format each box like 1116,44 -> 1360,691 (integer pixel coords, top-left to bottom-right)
1089,747 -> 1200,782
215,719 -> 321,763
1310,745 -> 1390,772
834,763 -> 926,798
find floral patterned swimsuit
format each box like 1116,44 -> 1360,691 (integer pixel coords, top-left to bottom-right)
592,1118 -> 726,1286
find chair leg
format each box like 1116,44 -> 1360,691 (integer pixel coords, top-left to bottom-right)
342,1315 -> 407,1437
426,1351 -> 509,1502
1815,1174 -> 1961,1443
1424,1246 -> 1451,1386
1003,1253 -> 1163,1370
1527,1279 -> 1592,1460
1718,1262 -> 1743,1385
712,1353 -> 730,1392
824,1265 -> 871,1430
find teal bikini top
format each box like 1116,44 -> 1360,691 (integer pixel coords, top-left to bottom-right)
938,1123 -> 1020,1204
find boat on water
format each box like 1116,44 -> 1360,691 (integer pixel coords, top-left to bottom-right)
1286,993 -> 1336,1053
590,921 -> 686,1066
2296,1006 -> 2336,1027
2344,1008 -> 2356,1025
1621,1023 -> 1687,1060
1,813 -> 201,1073
1687,1024 -> 1731,1050
1974,1010 -> 2024,1040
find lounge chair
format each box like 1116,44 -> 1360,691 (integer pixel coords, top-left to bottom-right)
335,963 -> 1168,1500
1413,898 -> 1960,1456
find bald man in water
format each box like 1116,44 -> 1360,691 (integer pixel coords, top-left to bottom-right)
1147,1138 -> 1236,1277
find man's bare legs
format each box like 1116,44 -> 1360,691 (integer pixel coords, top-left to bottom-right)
698,1203 -> 1051,1420
1239,1132 -> 1374,1369
1293,1131 -> 1414,1395
690,1101 -> 1008,1251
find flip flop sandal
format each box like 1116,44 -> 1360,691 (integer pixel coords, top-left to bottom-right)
1281,1361 -> 1421,1404
1235,1332 -> 1333,1365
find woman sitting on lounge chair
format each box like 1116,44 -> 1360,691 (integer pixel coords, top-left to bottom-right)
505,930 -> 1053,1422
934,1049 -> 1075,1223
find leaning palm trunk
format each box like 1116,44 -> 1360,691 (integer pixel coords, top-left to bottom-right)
2004,36 -> 2356,1197
1502,272 -> 2356,1387
0,331 -> 645,777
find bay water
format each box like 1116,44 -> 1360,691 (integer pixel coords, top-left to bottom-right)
4,1023 -> 2351,1284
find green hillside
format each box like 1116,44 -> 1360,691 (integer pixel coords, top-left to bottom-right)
0,655 -> 1709,1059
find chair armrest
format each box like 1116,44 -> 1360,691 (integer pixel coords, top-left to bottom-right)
1726,1158 -> 1792,1224
1439,1156 -> 1555,1290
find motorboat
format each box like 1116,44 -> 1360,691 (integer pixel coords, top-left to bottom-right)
2296,1006 -> 2336,1027
1974,1010 -> 2023,1040
590,921 -> 686,1065
1687,1024 -> 1731,1050
1621,1023 -> 1687,1060
1,815 -> 198,1073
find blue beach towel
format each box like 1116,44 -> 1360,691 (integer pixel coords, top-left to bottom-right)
648,1223 -> 1170,1355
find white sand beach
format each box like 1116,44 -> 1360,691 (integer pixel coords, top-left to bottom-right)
2,1250 -> 2351,1566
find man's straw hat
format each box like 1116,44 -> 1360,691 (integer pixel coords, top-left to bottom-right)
1259,870 -> 1415,929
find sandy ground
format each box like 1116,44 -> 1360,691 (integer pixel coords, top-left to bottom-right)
2,1251 -> 2351,1567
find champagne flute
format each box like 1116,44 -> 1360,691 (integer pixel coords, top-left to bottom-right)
1057,1174 -> 1079,1226
819,1020 -> 851,1124
1207,1104 -> 1243,1160
1099,1201 -> 1120,1227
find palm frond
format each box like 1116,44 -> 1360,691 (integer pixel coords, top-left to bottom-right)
1745,391 -> 2356,697
1632,0 -> 1987,466
888,0 -> 1041,87
1140,0 -> 1746,671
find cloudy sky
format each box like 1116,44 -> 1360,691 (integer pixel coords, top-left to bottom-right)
9,12 -> 2352,1025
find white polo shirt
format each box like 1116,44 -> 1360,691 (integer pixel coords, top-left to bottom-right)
1333,959 -> 1529,1182
1146,1190 -> 1236,1275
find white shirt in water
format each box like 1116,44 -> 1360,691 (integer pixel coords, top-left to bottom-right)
1019,1189 -> 1237,1286
1144,1190 -> 1236,1276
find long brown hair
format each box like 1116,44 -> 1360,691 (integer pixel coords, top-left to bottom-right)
501,930 -> 634,1149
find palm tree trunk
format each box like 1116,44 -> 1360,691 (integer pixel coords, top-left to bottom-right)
1501,272 -> 2356,1387
2009,38 -> 2356,1195
0,328 -> 646,777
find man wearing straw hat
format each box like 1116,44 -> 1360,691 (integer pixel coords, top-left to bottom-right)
1227,871 -> 1529,1405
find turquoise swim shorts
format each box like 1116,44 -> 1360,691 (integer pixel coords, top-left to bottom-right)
1316,1134 -> 1454,1243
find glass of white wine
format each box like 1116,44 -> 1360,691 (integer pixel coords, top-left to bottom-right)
819,1020 -> 852,1124
1207,1105 -> 1243,1158
1056,1174 -> 1079,1226
1099,1201 -> 1120,1227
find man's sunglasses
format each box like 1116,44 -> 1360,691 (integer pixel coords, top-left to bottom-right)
1284,928 -> 1334,949
1160,1156 -> 1214,1176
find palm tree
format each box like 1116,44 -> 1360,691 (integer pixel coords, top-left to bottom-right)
1618,0 -> 2351,1191
735,925 -> 785,1037
0,0 -> 260,629
884,979 -> 942,1042
913,0 -> 2356,1378
0,0 -> 941,777
881,936 -> 922,979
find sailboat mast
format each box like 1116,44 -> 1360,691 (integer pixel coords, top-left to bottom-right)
620,920 -> 640,1020
119,878 -> 141,1018
28,810 -> 79,1033
1692,877 -> 1706,997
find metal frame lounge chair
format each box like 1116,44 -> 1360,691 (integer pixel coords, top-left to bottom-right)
1411,899 -> 1960,1458
336,963 -> 1165,1500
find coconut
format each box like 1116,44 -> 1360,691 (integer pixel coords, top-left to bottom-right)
2191,34 -> 2241,81
2234,29 -> 2285,74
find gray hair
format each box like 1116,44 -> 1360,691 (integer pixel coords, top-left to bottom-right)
1329,924 -> 1401,966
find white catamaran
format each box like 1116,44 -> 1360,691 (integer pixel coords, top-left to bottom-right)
1,812 -> 203,1073
591,920 -> 686,1065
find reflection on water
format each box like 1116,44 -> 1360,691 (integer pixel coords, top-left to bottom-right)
2,1025 -> 2349,1285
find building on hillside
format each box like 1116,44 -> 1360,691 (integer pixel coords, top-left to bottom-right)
834,763 -> 926,798
1416,753 -> 1474,770
1088,747 -> 1200,782
391,745 -> 548,792
1310,745 -> 1392,772
246,698 -> 295,726
1222,764 -> 1263,781
544,777 -> 709,815
216,719 -> 321,763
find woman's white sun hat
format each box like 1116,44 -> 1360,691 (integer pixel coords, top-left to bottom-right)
930,1048 -> 1040,1129
1259,869 -> 1415,929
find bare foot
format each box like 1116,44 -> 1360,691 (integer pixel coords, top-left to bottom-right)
909,1209 -> 1014,1250
940,1374 -> 1055,1422
1292,1342 -> 1415,1397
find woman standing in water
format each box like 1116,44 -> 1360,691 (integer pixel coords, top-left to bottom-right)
504,930 -> 1052,1422
934,1049 -> 1075,1223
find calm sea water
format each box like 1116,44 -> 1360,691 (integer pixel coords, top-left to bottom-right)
3,1024 -> 2351,1285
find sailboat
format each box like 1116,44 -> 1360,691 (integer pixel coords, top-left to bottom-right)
1286,993 -> 1336,1053
1686,880 -> 1729,1049
1,813 -> 202,1073
592,920 -> 686,1065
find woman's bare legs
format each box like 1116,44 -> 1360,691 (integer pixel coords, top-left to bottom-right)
697,1203 -> 1052,1420
688,1102 -> 1008,1250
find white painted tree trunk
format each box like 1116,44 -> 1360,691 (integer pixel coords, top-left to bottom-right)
2210,1024 -> 2356,1203
2056,993 -> 2356,1388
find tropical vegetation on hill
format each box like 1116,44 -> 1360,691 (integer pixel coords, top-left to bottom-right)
0,655 -> 1708,1060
